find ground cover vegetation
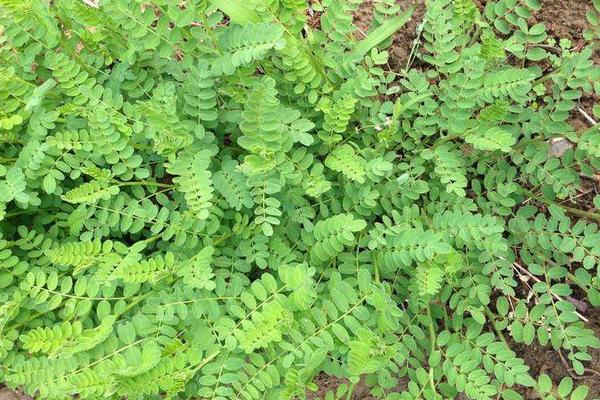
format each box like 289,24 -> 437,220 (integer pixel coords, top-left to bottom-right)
0,0 -> 600,399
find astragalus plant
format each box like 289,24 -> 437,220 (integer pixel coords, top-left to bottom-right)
0,0 -> 599,399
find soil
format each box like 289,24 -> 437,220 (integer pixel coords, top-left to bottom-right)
534,0 -> 592,45
0,389 -> 30,400
0,390 -> 19,400
353,0 -> 428,69
513,306 -> 600,399
307,375 -> 380,400
308,1 -> 600,399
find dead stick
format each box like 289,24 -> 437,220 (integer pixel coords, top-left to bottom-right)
511,261 -> 589,323
81,0 -> 99,8
578,107 -> 597,126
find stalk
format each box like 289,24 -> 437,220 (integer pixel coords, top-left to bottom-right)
350,6 -> 416,60
523,188 -> 600,222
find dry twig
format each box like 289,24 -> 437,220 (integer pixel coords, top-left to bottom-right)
511,261 -> 589,323
578,107 -> 597,126
81,0 -> 99,7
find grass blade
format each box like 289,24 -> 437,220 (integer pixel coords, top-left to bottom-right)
350,5 -> 415,60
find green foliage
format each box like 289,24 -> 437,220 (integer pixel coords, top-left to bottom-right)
585,0 -> 600,43
213,22 -> 286,75
0,1 -> 599,400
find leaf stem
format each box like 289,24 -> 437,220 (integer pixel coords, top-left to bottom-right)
4,208 -> 59,218
512,260 -> 589,323
426,304 -> 437,394
523,188 -> 600,222
484,307 -> 509,346
533,250 -> 590,295
119,180 -> 174,189
7,311 -> 44,331
346,381 -> 357,400
373,253 -> 380,283
142,233 -> 163,244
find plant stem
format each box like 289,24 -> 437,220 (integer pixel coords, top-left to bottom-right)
346,381 -> 357,400
142,233 -> 163,244
4,208 -> 58,218
199,13 -> 221,54
119,180 -> 173,189
484,307 -> 509,346
534,250 -> 589,295
213,232 -> 232,246
426,304 -> 437,394
427,305 -> 436,352
512,260 -> 589,323
559,205 -> 600,222
7,311 -> 44,331
523,188 -> 600,222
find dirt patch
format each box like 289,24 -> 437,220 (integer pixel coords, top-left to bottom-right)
0,388 -> 31,400
352,0 -> 427,69
0,389 -> 19,400
389,0 -> 427,70
352,0 -> 598,68
533,0 -> 599,131
307,374 -> 349,400
390,0 -> 427,70
307,375 -> 379,400
513,306 -> 600,398
534,0 -> 592,45
473,0 -> 592,44
354,0 -> 375,35
306,374 -> 343,400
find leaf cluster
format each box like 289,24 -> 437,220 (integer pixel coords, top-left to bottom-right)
0,0 -> 599,399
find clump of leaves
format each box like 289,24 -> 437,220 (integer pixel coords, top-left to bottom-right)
0,0 -> 599,399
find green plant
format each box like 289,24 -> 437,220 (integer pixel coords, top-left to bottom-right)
0,0 -> 599,399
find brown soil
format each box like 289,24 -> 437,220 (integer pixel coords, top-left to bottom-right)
0,388 -> 31,400
354,0 -> 428,69
512,306 -> 600,399
353,0 -> 375,34
530,0 -> 600,134
534,0 -> 592,45
307,375 -> 381,400
388,0 -> 427,70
